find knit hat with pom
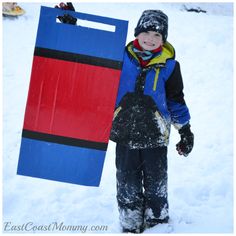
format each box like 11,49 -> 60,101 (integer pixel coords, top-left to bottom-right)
134,10 -> 168,42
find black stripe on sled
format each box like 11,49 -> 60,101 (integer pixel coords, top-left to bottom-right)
22,129 -> 108,151
34,47 -> 122,70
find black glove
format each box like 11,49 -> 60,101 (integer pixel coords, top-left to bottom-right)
176,123 -> 194,157
55,2 -> 77,25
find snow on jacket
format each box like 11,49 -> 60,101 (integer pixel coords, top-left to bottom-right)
110,41 -> 190,149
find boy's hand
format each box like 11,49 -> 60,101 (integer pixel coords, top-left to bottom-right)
176,124 -> 194,157
55,2 -> 75,11
55,2 -> 77,25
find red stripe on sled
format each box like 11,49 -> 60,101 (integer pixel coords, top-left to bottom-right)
23,56 -> 120,143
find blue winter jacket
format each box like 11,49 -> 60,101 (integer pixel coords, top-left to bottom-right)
110,41 -> 190,149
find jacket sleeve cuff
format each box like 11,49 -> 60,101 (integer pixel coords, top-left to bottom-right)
173,121 -> 189,130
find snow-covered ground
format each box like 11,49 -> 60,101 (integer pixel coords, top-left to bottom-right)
2,2 -> 234,234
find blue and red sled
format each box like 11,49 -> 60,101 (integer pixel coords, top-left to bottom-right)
17,6 -> 128,186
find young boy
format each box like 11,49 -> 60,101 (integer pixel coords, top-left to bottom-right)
109,10 -> 194,233
56,4 -> 194,233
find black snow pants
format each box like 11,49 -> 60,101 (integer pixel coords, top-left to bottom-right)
116,144 -> 169,232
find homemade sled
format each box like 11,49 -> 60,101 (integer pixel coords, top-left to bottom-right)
17,6 -> 128,186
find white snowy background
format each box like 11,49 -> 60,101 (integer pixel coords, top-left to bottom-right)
2,2 -> 234,234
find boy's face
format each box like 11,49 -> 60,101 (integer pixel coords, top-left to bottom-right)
136,31 -> 163,51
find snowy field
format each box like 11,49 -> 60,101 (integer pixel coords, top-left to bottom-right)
2,2 -> 234,234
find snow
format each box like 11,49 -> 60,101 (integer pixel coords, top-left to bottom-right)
2,2 -> 234,234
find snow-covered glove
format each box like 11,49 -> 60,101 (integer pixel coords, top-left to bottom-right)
55,2 -> 77,25
176,123 -> 194,157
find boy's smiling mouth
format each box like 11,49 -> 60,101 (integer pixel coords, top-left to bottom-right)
144,41 -> 155,47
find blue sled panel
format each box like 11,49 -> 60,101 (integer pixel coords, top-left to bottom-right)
17,138 -> 105,186
36,6 -> 128,62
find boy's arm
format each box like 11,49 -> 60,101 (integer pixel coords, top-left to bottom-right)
166,61 -> 194,156
165,61 -> 190,129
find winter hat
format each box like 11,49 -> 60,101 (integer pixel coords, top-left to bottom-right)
134,10 -> 168,42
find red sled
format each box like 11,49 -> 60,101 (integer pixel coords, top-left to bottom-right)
17,6 -> 128,186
